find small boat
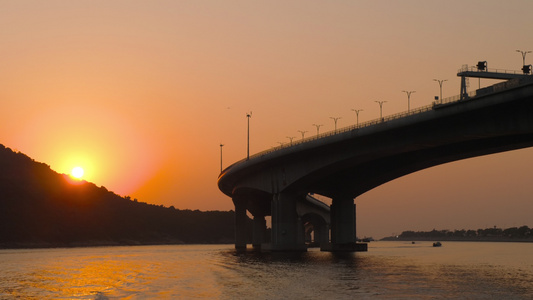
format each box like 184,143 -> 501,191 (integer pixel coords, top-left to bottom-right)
433,242 -> 442,247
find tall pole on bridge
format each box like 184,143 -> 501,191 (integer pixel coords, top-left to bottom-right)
351,109 -> 363,127
312,124 -> 323,137
219,143 -> 224,172
375,101 -> 387,120
286,136 -> 295,146
516,49 -> 531,66
298,130 -> 307,139
402,90 -> 416,112
246,112 -> 252,160
433,79 -> 447,102
330,117 -> 341,133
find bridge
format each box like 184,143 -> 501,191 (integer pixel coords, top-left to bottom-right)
218,64 -> 533,252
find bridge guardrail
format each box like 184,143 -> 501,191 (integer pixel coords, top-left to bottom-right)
222,72 -> 533,170
458,65 -> 526,76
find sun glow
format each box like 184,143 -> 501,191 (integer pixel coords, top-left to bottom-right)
71,166 -> 84,179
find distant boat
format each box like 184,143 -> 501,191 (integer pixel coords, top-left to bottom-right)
433,242 -> 442,247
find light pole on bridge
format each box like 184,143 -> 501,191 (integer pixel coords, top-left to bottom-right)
330,117 -> 341,133
351,109 -> 363,127
516,49 -> 532,66
286,136 -> 295,146
312,124 -> 323,137
517,49 -> 532,74
219,143 -> 224,173
374,101 -> 387,120
433,79 -> 447,102
402,90 -> 416,112
246,112 -> 252,160
297,130 -> 307,139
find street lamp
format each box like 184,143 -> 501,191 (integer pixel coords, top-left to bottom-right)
330,117 -> 341,133
402,90 -> 416,112
433,79 -> 447,102
219,144 -> 224,173
351,109 -> 363,127
516,49 -> 532,65
246,112 -> 252,160
517,49 -> 532,74
298,130 -> 308,139
312,124 -> 323,137
286,136 -> 295,146
375,101 -> 387,120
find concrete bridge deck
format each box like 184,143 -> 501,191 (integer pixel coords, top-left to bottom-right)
219,72 -> 533,252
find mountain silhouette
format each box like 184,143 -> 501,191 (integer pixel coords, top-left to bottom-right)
0,144 -> 247,248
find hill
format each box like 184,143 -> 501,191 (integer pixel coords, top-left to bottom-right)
0,144 -> 247,248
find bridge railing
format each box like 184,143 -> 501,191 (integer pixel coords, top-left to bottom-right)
232,72 -> 533,165
457,65 -> 526,76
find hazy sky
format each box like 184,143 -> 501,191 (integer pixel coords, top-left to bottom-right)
2,1 -> 532,238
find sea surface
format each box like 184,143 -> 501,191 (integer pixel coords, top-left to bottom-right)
1,241 -> 532,299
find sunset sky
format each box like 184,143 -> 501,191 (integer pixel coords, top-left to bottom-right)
1,1 -> 532,238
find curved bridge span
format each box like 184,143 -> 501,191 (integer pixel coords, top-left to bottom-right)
219,74 -> 533,252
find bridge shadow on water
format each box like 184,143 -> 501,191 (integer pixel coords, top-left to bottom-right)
223,248 -> 364,267
212,248 -> 375,298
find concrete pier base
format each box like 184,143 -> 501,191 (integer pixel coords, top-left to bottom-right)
252,215 -> 267,250
233,196 -> 248,250
327,195 -> 366,251
270,193 -> 307,252
331,196 -> 356,244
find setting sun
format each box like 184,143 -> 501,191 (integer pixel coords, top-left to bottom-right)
71,167 -> 84,179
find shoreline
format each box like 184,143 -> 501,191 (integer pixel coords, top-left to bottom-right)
380,237 -> 533,243
0,240 -> 234,250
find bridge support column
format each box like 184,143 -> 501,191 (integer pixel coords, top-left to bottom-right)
325,196 -> 367,252
270,193 -> 307,251
331,196 -> 356,244
316,222 -> 330,247
232,197 -> 248,250
252,215 -> 266,250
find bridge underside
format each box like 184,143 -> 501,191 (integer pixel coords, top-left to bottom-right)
303,94 -> 533,198
220,79 -> 533,252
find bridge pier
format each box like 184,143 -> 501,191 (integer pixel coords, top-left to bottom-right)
315,222 -> 330,247
252,215 -> 267,250
269,193 -> 307,251
325,196 -> 367,252
331,196 -> 356,244
232,197 -> 248,250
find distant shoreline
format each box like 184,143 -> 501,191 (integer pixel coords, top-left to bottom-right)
0,240 -> 234,250
380,237 -> 533,243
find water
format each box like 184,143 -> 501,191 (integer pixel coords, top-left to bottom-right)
1,242 -> 533,299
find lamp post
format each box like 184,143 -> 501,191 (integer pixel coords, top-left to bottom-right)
351,109 -> 363,127
516,49 -> 531,65
286,136 -> 295,146
375,101 -> 387,120
312,124 -> 323,137
330,117 -> 341,133
402,90 -> 416,112
219,144 -> 224,172
298,130 -> 307,139
246,112 -> 252,160
433,79 -> 447,102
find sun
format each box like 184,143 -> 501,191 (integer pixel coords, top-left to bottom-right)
71,166 -> 84,179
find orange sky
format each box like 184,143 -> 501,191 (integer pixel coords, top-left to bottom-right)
1,1 -> 532,238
